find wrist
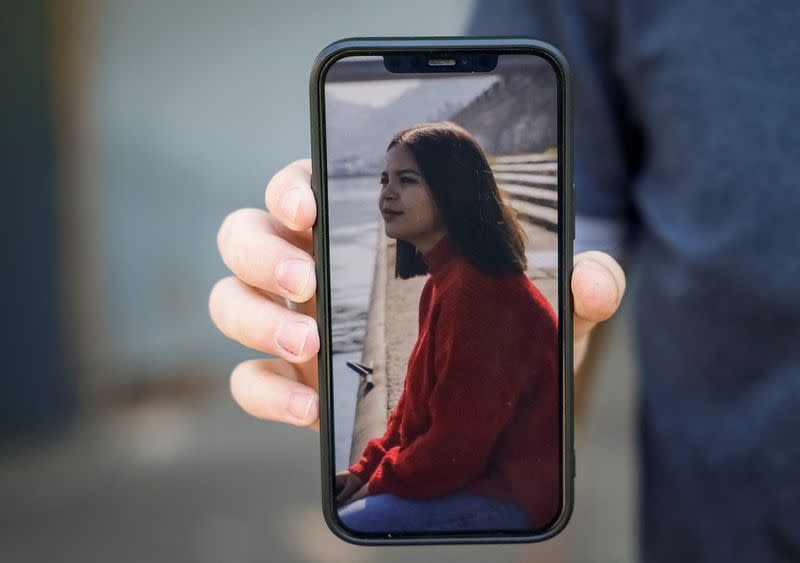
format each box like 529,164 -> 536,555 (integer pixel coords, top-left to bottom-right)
347,463 -> 369,482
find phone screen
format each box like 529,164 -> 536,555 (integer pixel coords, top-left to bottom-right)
321,51 -> 564,537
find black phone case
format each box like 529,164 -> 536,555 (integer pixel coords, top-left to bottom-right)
309,36 -> 574,546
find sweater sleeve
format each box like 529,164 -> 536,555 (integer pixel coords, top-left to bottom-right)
348,278 -> 436,481
347,393 -> 404,480
367,278 -> 541,498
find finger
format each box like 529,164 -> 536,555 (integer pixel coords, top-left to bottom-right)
336,480 -> 355,504
230,358 -> 319,427
336,485 -> 353,506
572,251 -> 626,340
209,276 -> 319,362
336,480 -> 360,505
217,208 -> 315,302
349,485 -> 368,503
265,158 -> 317,231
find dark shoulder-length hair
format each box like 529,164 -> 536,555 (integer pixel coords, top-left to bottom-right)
389,121 -> 528,279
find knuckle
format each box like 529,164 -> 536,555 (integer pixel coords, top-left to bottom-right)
229,361 -> 253,410
217,211 -> 235,254
218,277 -> 249,336
208,277 -> 232,325
218,208 -> 256,256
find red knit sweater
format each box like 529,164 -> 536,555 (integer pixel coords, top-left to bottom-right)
348,235 -> 560,529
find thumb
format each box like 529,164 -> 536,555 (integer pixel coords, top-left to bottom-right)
572,251 -> 626,340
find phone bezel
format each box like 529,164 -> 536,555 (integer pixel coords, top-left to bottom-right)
309,36 -> 574,546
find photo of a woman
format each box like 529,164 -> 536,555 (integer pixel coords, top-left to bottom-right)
334,122 -> 559,533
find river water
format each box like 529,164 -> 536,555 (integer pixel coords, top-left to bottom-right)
328,175 -> 380,470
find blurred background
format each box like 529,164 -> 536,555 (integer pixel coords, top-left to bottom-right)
1,1 -> 637,561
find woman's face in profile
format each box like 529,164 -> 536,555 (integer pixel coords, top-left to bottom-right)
379,144 -> 441,246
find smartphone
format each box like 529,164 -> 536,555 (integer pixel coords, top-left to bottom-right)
309,37 -> 573,545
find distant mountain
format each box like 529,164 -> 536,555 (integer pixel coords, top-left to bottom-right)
326,77 -> 498,174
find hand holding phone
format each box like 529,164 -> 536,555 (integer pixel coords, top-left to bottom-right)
208,36 -> 626,547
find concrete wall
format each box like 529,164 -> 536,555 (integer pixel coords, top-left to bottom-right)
83,0 -> 471,384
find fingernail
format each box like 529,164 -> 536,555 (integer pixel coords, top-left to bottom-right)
281,188 -> 304,226
276,258 -> 312,297
276,320 -> 312,357
288,391 -> 318,423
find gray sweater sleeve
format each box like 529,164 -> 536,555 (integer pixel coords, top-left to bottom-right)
466,0 -> 636,262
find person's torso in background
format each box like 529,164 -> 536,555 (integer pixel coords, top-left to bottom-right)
468,1 -> 800,561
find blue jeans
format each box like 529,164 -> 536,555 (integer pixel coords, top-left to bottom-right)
338,491 -> 531,533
